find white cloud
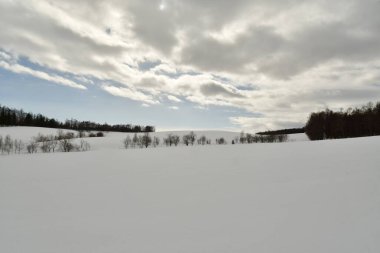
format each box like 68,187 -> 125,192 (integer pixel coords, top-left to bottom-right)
102,85 -> 159,105
167,95 -> 182,103
0,60 -> 86,90
169,106 -> 179,110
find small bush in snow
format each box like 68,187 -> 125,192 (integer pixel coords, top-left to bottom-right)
216,138 -> 226,145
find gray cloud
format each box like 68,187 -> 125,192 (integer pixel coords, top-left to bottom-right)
0,1 -> 125,75
294,89 -> 380,105
181,26 -> 284,73
258,23 -> 380,79
127,0 -> 177,54
200,83 -> 244,98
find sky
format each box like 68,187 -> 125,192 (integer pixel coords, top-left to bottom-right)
1,0 -> 380,132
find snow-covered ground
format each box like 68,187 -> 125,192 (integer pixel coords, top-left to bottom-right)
1,127 -> 379,253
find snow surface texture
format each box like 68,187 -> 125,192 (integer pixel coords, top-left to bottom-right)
1,127 -> 379,253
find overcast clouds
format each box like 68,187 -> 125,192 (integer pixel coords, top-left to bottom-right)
1,0 -> 380,131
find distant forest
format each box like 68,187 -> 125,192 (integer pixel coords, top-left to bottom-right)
305,102 -> 380,140
256,128 -> 305,135
0,105 -> 155,133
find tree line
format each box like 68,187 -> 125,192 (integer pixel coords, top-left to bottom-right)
0,104 -> 155,133
123,131 -> 288,149
305,102 -> 380,140
257,128 -> 305,135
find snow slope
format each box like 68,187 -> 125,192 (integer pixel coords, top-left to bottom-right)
0,127 -> 379,253
0,126 -> 309,151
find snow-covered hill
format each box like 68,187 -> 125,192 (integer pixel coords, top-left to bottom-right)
0,127 -> 379,253
0,126 -> 309,151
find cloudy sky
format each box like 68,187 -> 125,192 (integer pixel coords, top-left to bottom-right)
1,0 -> 380,131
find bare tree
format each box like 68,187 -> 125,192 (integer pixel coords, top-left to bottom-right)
141,133 -> 152,148
79,139 -> 91,151
0,135 -> 3,154
77,130 -> 86,138
189,131 -> 196,145
239,131 -> 247,144
183,131 -> 196,146
139,136 -> 145,148
198,135 -> 207,145
123,136 -> 132,149
57,129 -> 65,140
163,134 -> 180,146
132,133 -> 139,148
59,139 -> 75,152
4,135 -> 13,154
27,141 -> 38,154
50,140 -> 58,152
246,133 -> 253,143
172,135 -> 180,146
164,135 -> 171,146
183,135 -> 190,146
14,139 -> 24,153
40,136 -> 51,153
153,136 -> 160,147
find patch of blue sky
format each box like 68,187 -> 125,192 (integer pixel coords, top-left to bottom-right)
16,56 -> 96,86
138,59 -> 162,71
